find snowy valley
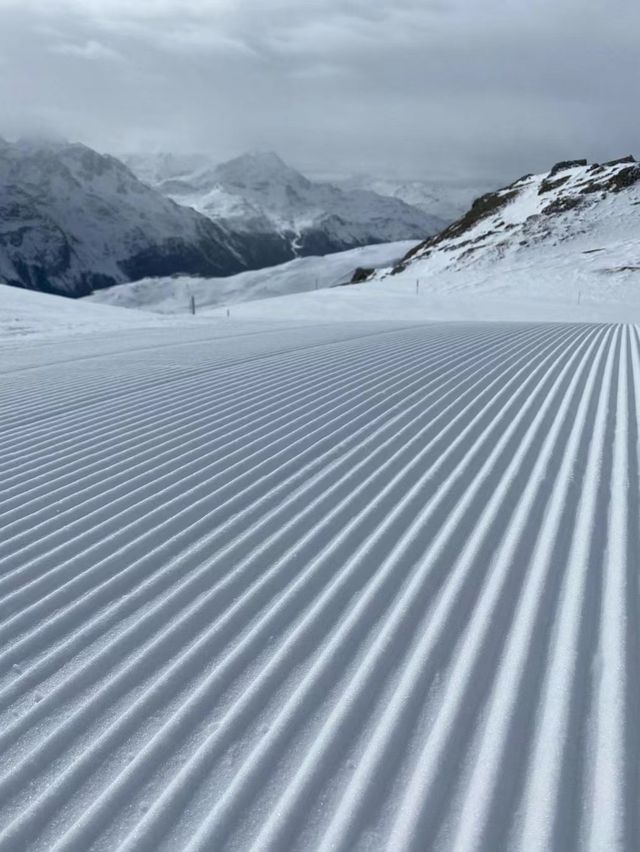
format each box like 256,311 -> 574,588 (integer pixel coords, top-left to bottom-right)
86,241 -> 417,315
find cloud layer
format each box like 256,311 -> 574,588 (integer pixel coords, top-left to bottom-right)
0,0 -> 638,180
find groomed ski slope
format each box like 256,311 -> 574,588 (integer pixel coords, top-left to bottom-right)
0,320 -> 638,851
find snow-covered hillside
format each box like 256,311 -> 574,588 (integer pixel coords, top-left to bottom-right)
0,139 -> 252,297
86,241 -> 417,314
386,156 -> 640,281
124,152 -> 212,188
126,151 -> 445,264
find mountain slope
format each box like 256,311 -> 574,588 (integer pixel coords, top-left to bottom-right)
86,240 -> 417,314
0,282 -> 174,340
0,139 -> 252,297
127,151 -> 445,263
387,156 -> 640,280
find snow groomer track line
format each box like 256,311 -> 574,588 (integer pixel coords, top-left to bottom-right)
0,320 -> 638,851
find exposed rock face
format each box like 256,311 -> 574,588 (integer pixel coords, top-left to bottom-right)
603,155 -> 636,167
425,188 -> 518,246
393,184 -> 521,272
350,266 -> 376,284
0,139 -> 251,297
538,175 -> 571,195
549,159 -> 588,176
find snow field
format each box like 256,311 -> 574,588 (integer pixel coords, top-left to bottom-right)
0,320 -> 638,850
85,241 -> 418,314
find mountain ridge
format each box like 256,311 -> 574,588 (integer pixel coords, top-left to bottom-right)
0,139 -> 253,297
0,140 -> 447,298
125,150 -> 446,261
370,155 -> 640,283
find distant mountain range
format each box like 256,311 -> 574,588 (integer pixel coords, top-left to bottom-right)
336,174 -> 496,223
5,144 -> 639,321
0,138 -> 250,297
125,150 -> 446,262
0,140 -> 447,297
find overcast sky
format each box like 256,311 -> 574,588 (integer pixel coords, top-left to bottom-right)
0,0 -> 638,181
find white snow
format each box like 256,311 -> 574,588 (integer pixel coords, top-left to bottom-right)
0,284 -> 174,341
85,241 -> 417,314
0,139 -> 243,296
0,318 -> 637,850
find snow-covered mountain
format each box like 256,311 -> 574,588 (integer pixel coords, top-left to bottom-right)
368,156 -> 640,289
0,139 -> 253,297
193,155 -> 640,326
123,152 -> 212,188
126,151 -> 445,263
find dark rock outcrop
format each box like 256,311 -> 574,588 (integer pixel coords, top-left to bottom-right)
393,186 -> 519,272
350,267 -> 375,284
549,159 -> 588,176
603,155 -> 636,167
538,175 -> 571,195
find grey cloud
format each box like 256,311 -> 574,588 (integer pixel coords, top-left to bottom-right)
49,39 -> 125,61
0,0 -> 638,181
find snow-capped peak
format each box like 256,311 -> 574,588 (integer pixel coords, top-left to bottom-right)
213,150 -> 306,186
0,139 -> 252,296
126,150 -> 446,261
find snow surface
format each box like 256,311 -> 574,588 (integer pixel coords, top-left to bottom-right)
0,284 -> 176,340
86,241 -> 418,314
393,159 -> 640,277
1,318 -> 638,850
196,246 -> 640,325
159,207 -> 640,325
